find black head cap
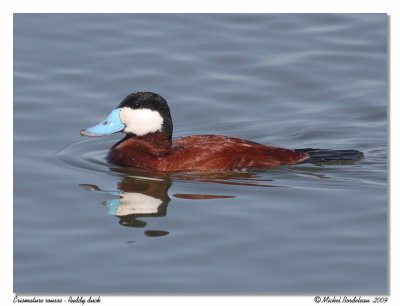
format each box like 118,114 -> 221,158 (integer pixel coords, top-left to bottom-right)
118,92 -> 173,141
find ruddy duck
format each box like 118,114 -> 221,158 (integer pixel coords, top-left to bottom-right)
80,92 -> 362,171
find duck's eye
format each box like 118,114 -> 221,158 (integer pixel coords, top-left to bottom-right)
103,121 -> 110,126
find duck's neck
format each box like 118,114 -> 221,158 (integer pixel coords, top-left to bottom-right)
114,131 -> 172,156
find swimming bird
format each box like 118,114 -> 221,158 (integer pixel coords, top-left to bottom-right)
80,92 -> 362,172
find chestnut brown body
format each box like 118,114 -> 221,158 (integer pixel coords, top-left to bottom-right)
108,132 -> 309,172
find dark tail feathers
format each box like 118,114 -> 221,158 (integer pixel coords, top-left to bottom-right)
295,148 -> 364,164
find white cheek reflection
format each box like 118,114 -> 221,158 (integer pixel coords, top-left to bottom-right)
115,192 -> 163,216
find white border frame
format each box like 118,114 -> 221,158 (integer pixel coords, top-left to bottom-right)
3,1 -> 398,306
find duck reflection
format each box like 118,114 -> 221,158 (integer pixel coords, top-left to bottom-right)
80,167 -> 276,236
80,167 -> 171,233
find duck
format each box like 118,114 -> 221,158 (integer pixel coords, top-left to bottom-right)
80,92 -> 361,172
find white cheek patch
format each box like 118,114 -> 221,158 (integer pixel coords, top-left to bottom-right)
120,107 -> 163,136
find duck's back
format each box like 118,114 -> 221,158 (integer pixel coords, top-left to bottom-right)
155,135 -> 309,172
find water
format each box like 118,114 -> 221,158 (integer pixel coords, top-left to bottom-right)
13,14 -> 387,294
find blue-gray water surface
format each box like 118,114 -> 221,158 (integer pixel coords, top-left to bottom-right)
13,14 -> 387,294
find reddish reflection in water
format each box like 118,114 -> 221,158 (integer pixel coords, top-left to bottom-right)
174,193 -> 235,200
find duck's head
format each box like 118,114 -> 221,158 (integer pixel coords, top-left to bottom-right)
80,92 -> 173,141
